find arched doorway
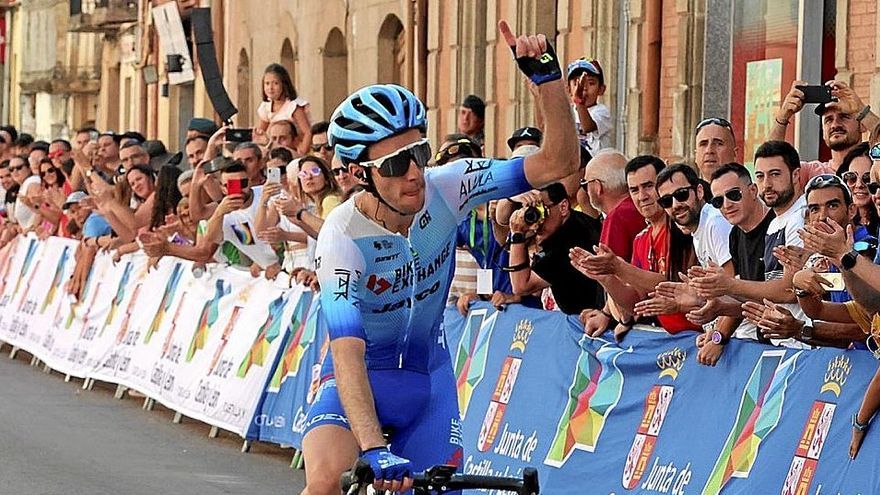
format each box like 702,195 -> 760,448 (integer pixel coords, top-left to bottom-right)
323,28 -> 348,119
377,14 -> 405,85
280,38 -> 296,87
236,48 -> 252,127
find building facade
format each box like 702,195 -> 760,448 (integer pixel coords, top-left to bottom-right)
0,0 -> 876,165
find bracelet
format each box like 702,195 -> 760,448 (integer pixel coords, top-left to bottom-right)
793,289 -> 815,298
600,310 -> 613,319
775,117 -> 789,126
503,261 -> 530,272
295,207 -> 307,221
853,413 -> 871,432
857,105 -> 871,122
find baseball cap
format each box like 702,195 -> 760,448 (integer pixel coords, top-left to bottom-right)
511,144 -> 540,158
507,127 -> 543,151
63,191 -> 88,209
188,118 -> 220,137
566,58 -> 604,85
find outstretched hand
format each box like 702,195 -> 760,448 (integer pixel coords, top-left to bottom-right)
498,20 -> 562,85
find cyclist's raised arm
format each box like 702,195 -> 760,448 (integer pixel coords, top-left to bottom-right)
314,224 -> 386,451
500,20 -> 580,189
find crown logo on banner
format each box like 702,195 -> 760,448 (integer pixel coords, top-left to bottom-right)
656,347 -> 685,380
511,319 -> 534,353
820,355 -> 851,397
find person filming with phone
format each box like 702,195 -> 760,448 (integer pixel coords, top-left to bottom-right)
201,160 -> 282,279
770,79 -> 879,179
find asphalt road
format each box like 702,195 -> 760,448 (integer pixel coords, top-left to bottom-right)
0,346 -> 305,495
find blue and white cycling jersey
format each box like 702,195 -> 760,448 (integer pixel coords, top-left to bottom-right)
314,156 -> 532,374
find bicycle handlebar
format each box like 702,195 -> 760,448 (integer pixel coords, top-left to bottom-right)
341,460 -> 539,495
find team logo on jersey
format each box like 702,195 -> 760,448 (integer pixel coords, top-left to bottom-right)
419,211 -> 432,229
702,350 -> 801,495
373,239 -> 394,250
780,355 -> 850,495
544,339 -> 629,467
366,274 -> 391,295
622,348 -> 685,489
477,319 -> 533,452
463,159 -> 491,174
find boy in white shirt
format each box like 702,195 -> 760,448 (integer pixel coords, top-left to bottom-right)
567,58 -> 613,155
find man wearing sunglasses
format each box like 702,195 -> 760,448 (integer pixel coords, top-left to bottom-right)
634,165 -> 734,335
689,163 -> 774,364
690,141 -> 810,348
310,121 -> 334,164
305,22 -> 581,495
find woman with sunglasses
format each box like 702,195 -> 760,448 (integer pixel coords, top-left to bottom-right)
837,143 -> 880,242
301,22 -> 582,495
9,155 -> 41,232
31,158 -> 69,237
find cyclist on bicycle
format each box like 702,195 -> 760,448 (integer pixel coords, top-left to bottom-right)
302,21 -> 580,495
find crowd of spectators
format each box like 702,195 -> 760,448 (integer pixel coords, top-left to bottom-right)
4,54 -> 880,459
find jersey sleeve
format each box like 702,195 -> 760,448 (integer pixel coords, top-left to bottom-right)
429,156 -> 532,224
315,222 -> 366,341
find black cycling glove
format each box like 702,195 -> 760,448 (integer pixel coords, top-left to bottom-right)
509,39 -> 562,85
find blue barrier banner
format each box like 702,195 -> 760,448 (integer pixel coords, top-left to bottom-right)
444,302 -> 880,495
249,292 -> 330,445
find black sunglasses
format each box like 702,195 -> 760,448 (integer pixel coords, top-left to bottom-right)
331,167 -> 348,177
658,186 -> 693,208
434,139 -> 480,166
869,182 -> 880,195
695,117 -> 733,134
311,143 -> 332,153
361,139 -> 432,178
709,187 -> 743,209
842,171 -> 871,187
10,165 -> 27,172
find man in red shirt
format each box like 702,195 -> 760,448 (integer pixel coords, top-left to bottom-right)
580,149 -> 645,262
571,155 -> 700,335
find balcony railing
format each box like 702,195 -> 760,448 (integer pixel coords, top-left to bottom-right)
69,0 -> 137,33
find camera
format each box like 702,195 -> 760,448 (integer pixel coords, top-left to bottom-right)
226,128 -> 253,143
523,204 -> 546,225
204,155 -> 234,174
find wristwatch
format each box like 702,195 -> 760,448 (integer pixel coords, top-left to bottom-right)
509,232 -> 526,245
799,324 -> 814,342
853,413 -> 871,432
840,249 -> 860,271
857,105 -> 872,122
711,330 -> 729,345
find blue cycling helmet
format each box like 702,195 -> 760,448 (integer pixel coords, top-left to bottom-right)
328,84 -> 427,165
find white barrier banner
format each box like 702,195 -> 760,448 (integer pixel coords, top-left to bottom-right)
0,236 -> 303,437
